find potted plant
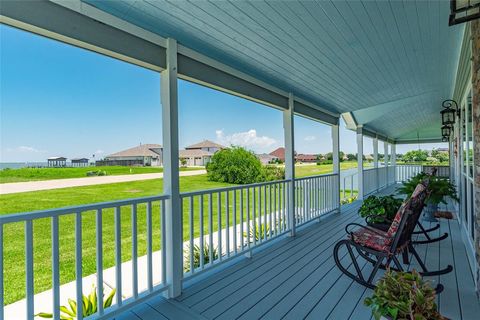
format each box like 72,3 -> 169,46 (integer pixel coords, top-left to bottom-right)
364,269 -> 446,320
397,172 -> 458,222
358,195 -> 403,231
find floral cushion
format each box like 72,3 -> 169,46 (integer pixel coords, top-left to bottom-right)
350,227 -> 392,253
385,183 -> 425,238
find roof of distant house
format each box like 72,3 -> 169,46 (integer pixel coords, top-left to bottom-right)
47,156 -> 67,160
269,147 -> 285,158
71,158 -> 89,161
296,154 -> 317,161
179,149 -> 214,157
107,144 -> 162,158
185,140 -> 225,150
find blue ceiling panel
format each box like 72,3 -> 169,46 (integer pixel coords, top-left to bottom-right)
83,0 -> 465,140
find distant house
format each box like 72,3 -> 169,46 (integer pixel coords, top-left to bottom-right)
47,157 -> 67,167
269,147 -> 286,161
180,140 -> 225,166
103,144 -> 163,166
365,154 -> 374,161
295,154 -> 317,163
257,153 -> 278,164
71,158 -> 89,167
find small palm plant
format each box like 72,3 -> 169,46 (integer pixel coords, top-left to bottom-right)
184,243 -> 219,272
36,285 -> 116,319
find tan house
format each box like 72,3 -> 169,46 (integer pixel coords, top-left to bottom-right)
104,144 -> 163,166
180,140 -> 225,166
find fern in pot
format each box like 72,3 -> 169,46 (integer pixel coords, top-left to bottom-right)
364,269 -> 446,320
397,172 -> 458,222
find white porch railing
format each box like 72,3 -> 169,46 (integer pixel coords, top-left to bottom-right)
0,195 -> 169,320
395,165 -> 422,182
0,175 -> 340,319
181,174 -> 339,278
363,168 -> 377,196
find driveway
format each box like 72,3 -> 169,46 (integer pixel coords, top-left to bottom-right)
0,170 -> 207,195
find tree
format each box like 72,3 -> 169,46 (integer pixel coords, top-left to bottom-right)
206,146 -> 283,184
347,153 -> 357,161
402,150 -> 428,162
180,158 -> 187,167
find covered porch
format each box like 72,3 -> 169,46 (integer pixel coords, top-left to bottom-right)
117,185 -> 480,320
0,1 -> 479,319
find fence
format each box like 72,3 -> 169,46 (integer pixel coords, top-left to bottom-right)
0,174 -> 340,319
0,195 -> 169,320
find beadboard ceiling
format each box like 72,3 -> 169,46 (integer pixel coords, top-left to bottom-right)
83,0 -> 465,140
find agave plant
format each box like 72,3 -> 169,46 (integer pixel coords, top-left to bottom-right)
36,285 -> 116,319
184,243 -> 219,272
243,223 -> 271,243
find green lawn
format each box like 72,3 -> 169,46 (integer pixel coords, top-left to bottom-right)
294,161 -> 358,177
0,166 -> 202,183
0,164 -> 354,304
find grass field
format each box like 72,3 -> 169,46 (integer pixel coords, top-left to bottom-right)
294,161 -> 358,177
0,166 -> 202,183
0,163 -> 358,304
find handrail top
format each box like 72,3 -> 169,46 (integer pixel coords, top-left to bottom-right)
180,179 -> 291,197
293,173 -> 338,181
0,194 -> 170,224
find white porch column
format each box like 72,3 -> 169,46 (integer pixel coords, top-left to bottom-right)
161,38 -> 182,298
332,123 -> 340,211
357,126 -> 364,200
384,140 -> 389,186
391,143 -> 397,182
283,93 -> 295,237
373,135 -> 379,190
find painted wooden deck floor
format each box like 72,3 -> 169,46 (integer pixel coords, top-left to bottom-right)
117,184 -> 480,320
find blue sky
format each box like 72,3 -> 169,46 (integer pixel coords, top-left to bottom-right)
0,25 -> 444,162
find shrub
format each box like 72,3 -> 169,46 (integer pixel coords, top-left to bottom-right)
184,243 -> 219,272
261,165 -> 285,181
244,223 -> 271,243
206,146 -> 284,184
86,170 -> 107,177
36,285 -> 116,319
341,196 -> 357,205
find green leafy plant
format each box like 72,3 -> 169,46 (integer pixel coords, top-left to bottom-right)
397,172 -> 458,205
184,243 -> 219,272
364,269 -> 445,320
36,285 -> 116,319
244,223 -> 271,243
341,195 -> 357,205
358,195 -> 403,223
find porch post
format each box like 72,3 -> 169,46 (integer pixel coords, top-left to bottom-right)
384,140 -> 389,187
373,135 -> 379,190
391,143 -> 397,183
283,93 -> 295,237
357,126 -> 364,200
332,123 -> 340,211
161,38 -> 182,298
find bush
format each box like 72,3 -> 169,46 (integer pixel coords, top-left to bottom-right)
206,147 -> 284,184
86,170 -> 107,177
317,160 -> 333,165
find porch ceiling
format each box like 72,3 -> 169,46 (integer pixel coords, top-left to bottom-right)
82,0 -> 464,141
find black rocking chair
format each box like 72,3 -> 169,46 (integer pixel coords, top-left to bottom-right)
334,183 -> 450,292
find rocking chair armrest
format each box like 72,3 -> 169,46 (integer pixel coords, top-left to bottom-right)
345,223 -> 392,238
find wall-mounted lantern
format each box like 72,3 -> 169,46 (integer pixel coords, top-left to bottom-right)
449,0 -> 480,26
441,125 -> 452,137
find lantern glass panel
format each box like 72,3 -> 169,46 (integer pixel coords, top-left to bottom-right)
441,108 -> 455,125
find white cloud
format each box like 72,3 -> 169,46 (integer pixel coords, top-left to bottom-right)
94,149 -> 104,155
215,129 -> 277,152
304,136 -> 316,142
6,146 -> 46,153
